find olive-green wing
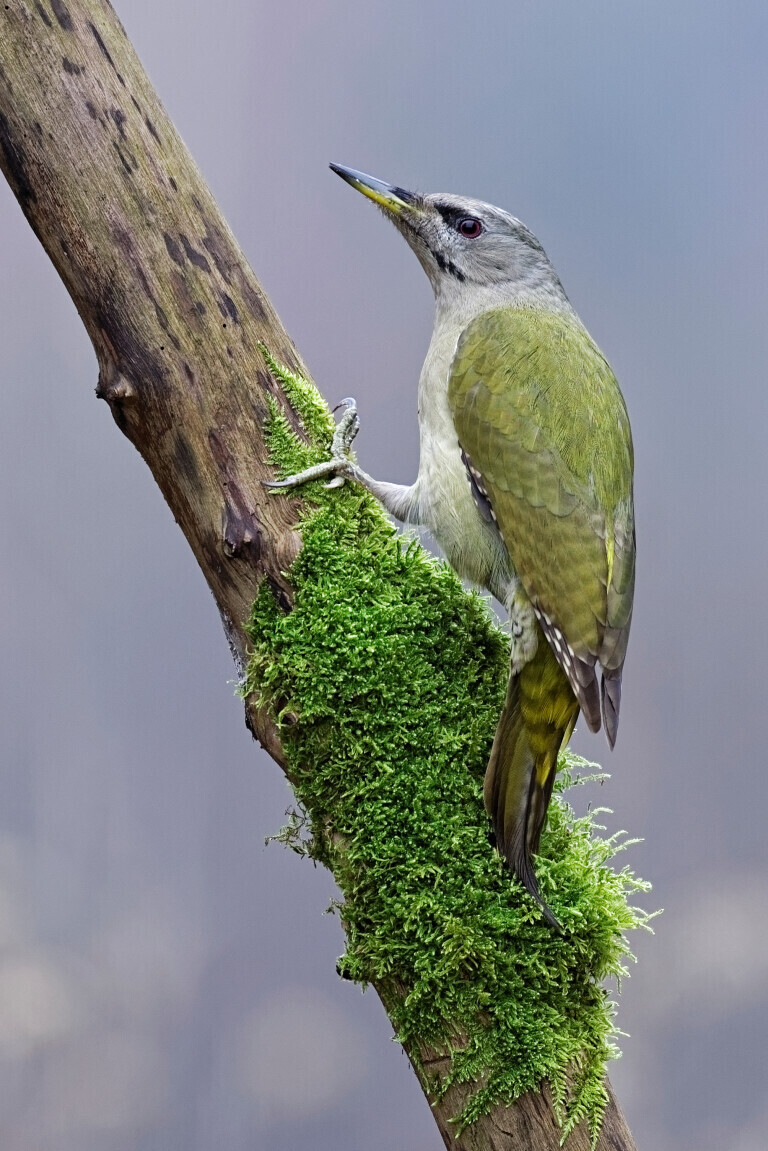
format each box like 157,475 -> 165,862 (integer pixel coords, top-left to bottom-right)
449,306 -> 635,740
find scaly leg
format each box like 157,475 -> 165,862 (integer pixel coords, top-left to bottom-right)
505,580 -> 539,675
265,397 -> 421,524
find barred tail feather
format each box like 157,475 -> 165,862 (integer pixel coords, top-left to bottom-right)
484,639 -> 579,930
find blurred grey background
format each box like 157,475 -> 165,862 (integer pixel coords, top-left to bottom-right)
1,0 -> 767,1147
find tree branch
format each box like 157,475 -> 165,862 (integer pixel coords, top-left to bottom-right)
0,3 -> 637,1147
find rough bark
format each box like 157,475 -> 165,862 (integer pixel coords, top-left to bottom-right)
427,1058 -> 635,1149
0,3 -> 637,1148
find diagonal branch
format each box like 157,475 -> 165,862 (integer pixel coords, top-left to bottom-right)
0,3 -> 637,1147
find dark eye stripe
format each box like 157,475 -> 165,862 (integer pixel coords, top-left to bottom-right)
434,203 -> 483,239
434,203 -> 465,227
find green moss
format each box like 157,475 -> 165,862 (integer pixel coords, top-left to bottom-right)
245,350 -> 653,1143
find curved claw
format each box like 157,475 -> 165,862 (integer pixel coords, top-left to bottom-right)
262,477 -> 297,489
331,400 -> 361,456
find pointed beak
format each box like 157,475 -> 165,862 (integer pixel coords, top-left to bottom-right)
329,163 -> 422,217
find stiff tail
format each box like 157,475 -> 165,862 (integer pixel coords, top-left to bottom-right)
484,638 -> 579,929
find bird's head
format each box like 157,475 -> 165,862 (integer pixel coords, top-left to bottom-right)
330,163 -> 567,309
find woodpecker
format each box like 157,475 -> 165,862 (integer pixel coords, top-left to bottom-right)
268,164 -> 635,927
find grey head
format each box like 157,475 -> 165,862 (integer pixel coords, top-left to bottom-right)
330,162 -> 569,311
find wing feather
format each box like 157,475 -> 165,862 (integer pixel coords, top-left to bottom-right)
449,307 -> 635,731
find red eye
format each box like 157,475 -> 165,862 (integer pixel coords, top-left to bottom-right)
457,216 -> 483,238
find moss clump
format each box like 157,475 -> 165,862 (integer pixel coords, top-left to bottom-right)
244,351 -> 652,1143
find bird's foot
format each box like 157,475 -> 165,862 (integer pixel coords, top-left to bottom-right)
264,397 -> 362,491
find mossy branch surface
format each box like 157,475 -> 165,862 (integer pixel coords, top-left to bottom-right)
244,352 -> 653,1144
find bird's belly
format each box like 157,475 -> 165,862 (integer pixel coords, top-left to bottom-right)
415,316 -> 513,601
418,439 -> 512,599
